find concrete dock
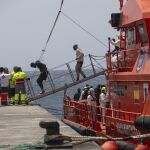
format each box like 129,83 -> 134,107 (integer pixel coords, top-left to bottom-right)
0,105 -> 100,150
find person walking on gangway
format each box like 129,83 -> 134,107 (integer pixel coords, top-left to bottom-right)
73,44 -> 86,81
30,60 -> 48,94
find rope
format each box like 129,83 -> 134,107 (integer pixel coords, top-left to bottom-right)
69,133 -> 150,142
0,144 -> 47,150
61,11 -> 108,49
1,133 -> 150,149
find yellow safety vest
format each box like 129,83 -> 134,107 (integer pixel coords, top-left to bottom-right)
13,71 -> 27,84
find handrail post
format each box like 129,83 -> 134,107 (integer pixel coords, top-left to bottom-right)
66,63 -> 75,82
108,38 -> 112,72
47,71 -> 55,90
26,79 -> 35,97
89,54 -> 96,74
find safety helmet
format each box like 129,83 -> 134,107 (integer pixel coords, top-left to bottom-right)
30,62 -> 36,68
101,86 -> 106,92
73,44 -> 78,50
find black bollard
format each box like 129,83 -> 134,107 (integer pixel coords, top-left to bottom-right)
39,120 -> 60,135
39,120 -> 62,145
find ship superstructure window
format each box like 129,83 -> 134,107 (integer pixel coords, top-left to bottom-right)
126,27 -> 136,46
112,84 -> 127,96
138,24 -> 148,44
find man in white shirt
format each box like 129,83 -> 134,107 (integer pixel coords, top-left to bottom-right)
108,35 -> 124,69
0,68 -> 10,105
87,88 -> 96,121
0,68 -> 10,90
73,44 -> 86,81
87,87 -> 96,106
99,89 -> 106,125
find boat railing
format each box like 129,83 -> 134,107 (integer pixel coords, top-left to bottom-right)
105,107 -> 141,123
64,99 -> 141,131
106,48 -> 139,73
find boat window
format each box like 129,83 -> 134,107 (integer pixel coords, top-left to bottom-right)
126,27 -> 136,47
112,84 -> 127,96
137,24 -> 148,44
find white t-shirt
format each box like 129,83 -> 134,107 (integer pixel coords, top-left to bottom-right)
99,92 -> 106,107
76,48 -> 84,62
0,73 -> 10,87
87,95 -> 96,106
110,39 -> 120,48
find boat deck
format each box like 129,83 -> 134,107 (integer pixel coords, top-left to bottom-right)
0,105 -> 100,150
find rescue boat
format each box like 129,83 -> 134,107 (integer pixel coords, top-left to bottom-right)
63,0 -> 150,148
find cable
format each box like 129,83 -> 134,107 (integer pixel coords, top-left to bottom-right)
39,0 -> 65,61
60,11 -> 108,49
38,0 -> 109,62
30,0 -> 65,83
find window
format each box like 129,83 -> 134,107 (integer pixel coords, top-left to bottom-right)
138,24 -> 148,43
126,27 -> 136,46
112,84 -> 127,96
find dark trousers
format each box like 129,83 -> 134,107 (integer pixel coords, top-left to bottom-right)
75,62 -> 86,80
37,71 -> 48,90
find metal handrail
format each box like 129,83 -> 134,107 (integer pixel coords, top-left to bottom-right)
107,48 -> 139,73
27,54 -> 105,101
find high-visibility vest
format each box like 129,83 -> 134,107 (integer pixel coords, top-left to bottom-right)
13,71 -> 27,84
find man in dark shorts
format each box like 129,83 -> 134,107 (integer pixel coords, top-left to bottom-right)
30,60 -> 48,94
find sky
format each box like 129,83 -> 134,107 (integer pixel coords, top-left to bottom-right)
0,0 -> 119,71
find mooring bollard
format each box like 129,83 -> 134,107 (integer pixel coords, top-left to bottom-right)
39,120 -> 64,145
40,120 -> 60,135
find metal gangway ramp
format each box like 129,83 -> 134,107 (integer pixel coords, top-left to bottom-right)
26,54 -> 106,102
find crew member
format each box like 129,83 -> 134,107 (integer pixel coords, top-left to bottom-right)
30,60 -> 48,94
9,66 -> 18,104
13,67 -> 28,105
73,44 -> 86,81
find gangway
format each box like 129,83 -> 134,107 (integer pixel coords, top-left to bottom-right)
26,54 -> 106,102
